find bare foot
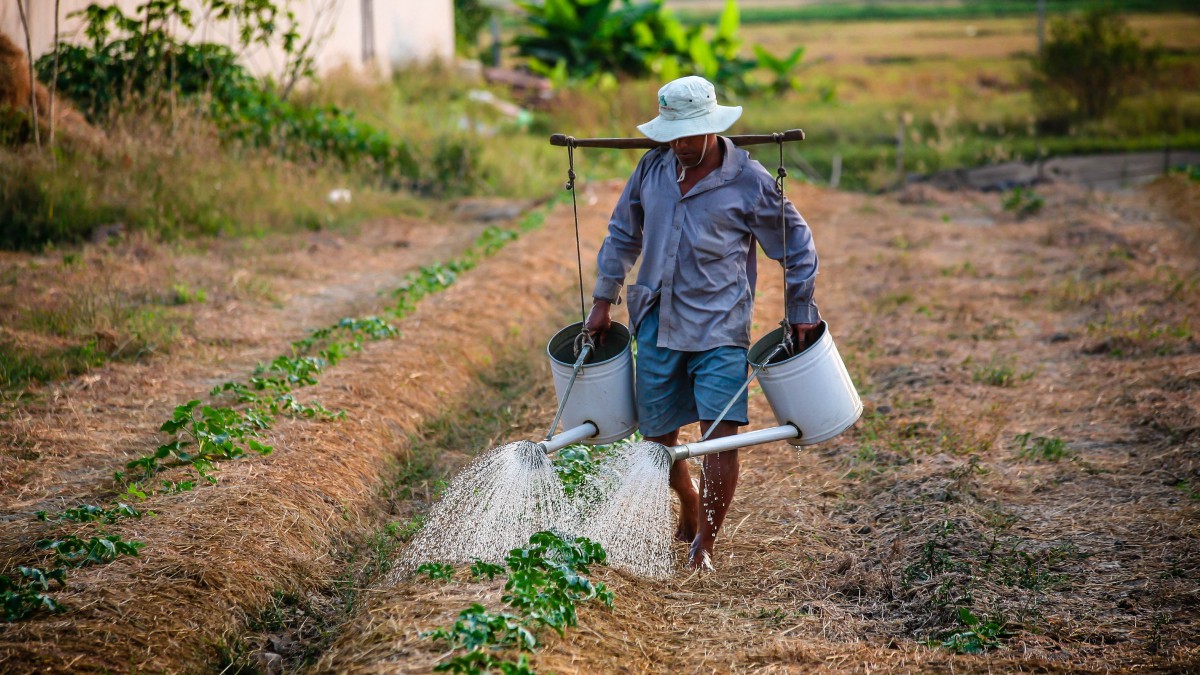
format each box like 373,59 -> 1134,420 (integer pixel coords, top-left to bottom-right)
686,547 -> 715,571
687,538 -> 715,571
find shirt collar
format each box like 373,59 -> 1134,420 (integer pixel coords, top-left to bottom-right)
682,136 -> 743,198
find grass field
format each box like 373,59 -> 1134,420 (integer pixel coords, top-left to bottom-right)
487,9 -> 1200,191
671,0 -> 1200,24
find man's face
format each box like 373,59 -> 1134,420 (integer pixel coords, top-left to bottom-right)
668,134 -> 711,166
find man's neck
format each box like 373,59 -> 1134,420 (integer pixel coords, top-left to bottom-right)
677,136 -> 723,194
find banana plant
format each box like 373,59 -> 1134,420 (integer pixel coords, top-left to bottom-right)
753,44 -> 807,95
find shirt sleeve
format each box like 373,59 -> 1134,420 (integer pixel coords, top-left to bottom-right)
592,152 -> 651,304
748,178 -> 821,324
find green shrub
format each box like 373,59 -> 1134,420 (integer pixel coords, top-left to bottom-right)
30,1 -> 428,199
1001,186 -> 1044,217
1033,9 -> 1161,121
455,0 -> 498,59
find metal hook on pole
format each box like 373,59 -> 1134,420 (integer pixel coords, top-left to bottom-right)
565,138 -> 587,328
543,135 -> 600,442
774,134 -> 795,357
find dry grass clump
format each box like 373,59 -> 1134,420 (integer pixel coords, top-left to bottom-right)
1148,172 -> 1200,255
0,32 -> 103,149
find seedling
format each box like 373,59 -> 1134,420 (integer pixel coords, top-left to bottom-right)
37,503 -> 143,524
423,532 -> 612,672
416,562 -> 456,581
435,650 -> 535,675
36,534 -> 145,567
1172,479 -> 1200,501
927,607 -> 1012,654
1001,186 -> 1043,217
552,446 -> 601,497
470,560 -> 506,581
124,400 -> 274,483
1,567 -> 67,622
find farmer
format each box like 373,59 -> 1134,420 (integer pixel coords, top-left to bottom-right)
585,75 -> 820,571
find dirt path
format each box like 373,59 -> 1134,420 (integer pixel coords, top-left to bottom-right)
2,176 -> 1197,672
315,181 -> 1200,673
0,214 -> 482,499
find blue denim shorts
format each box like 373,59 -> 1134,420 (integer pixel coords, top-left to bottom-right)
635,306 -> 749,437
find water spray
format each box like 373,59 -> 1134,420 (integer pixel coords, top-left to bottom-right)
400,129 -> 864,575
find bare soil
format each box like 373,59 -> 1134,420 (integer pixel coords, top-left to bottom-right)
1,176 -> 1198,673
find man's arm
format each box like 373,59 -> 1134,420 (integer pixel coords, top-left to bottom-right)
748,184 -> 820,347
588,154 -> 651,336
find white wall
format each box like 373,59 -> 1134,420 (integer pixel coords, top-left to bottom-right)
0,0 -> 454,77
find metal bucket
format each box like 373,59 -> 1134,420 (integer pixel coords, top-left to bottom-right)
546,322 -> 637,445
747,322 -> 862,446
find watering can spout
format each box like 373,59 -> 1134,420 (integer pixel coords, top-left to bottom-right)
665,424 -> 801,463
537,421 -> 599,455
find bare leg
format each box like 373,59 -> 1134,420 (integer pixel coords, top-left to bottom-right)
646,430 -> 697,543
689,420 -> 741,569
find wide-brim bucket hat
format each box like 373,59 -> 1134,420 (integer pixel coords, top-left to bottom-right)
637,75 -> 742,143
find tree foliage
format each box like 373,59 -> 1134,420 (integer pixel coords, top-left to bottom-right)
32,1 -> 423,194
1033,8 -> 1160,121
38,0 -> 299,120
512,0 -> 787,95
454,0 -> 497,60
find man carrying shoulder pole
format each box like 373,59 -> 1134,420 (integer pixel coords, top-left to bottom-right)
586,75 -> 821,570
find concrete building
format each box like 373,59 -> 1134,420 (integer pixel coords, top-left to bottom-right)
0,0 -> 454,79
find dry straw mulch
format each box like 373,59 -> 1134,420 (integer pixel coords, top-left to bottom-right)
3,175 -> 1197,673
317,181 -> 1199,673
0,185 -> 614,673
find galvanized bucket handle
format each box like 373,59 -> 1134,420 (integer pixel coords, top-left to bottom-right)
544,334 -> 593,441
698,334 -> 790,443
699,133 -> 797,444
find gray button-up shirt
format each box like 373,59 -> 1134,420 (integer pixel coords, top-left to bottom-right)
593,136 -> 819,351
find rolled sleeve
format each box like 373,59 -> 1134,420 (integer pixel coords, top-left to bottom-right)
592,278 -> 623,304
787,291 -> 820,324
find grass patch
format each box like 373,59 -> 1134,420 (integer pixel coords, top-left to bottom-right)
968,355 -> 1032,387
677,1 -> 1200,25
1014,433 -> 1073,462
895,512 -> 1083,651
1173,479 -> 1200,501
1086,310 -> 1195,358
0,280 -> 190,390
0,110 -> 413,251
